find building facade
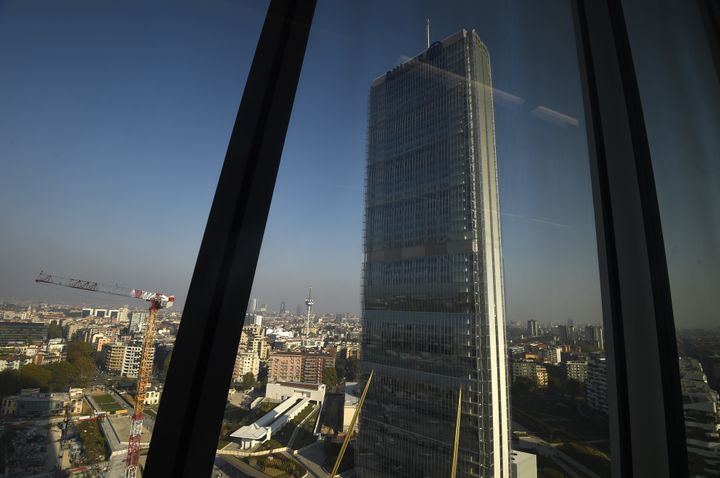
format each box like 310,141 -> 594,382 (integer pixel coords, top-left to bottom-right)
0,322 -> 48,345
269,352 -> 303,383
564,360 -> 588,383
510,361 -> 548,388
679,357 -> 720,475
358,30 -> 510,478
586,355 -> 608,414
233,352 -> 260,382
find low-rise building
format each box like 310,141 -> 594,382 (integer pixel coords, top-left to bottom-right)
510,361 -> 548,388
145,386 -> 162,406
511,450 -> 538,478
564,360 -> 588,383
1,388 -> 83,417
269,352 -> 304,382
0,354 -> 32,371
233,352 -> 260,382
266,382 -> 326,405
679,357 -> 720,475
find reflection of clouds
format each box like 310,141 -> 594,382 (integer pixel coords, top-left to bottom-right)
531,106 -> 579,127
501,211 -> 573,230
397,54 -> 525,106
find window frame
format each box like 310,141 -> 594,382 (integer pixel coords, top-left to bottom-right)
144,0 -> 701,476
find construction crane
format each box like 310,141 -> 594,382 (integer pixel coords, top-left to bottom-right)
36,271 -> 174,478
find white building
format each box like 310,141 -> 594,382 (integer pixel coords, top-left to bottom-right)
129,312 -> 148,334
145,387 -> 162,405
233,352 -> 260,383
0,355 -> 32,371
586,355 -> 607,414
511,450 -> 537,478
230,396 -> 312,450
121,343 -> 154,378
543,347 -> 562,364
266,382 -> 326,405
564,360 -> 588,383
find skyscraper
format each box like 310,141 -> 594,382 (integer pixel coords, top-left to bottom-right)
358,30 -> 510,478
527,319 -> 538,337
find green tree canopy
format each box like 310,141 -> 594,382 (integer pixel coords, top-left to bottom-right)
47,320 -> 63,340
66,340 -> 94,365
46,361 -> 77,391
73,356 -> 96,387
242,372 -> 256,390
18,364 -> 52,390
322,367 -> 339,389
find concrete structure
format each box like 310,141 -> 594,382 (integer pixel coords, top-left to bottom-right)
564,360 -> 588,383
511,361 -> 548,388
0,354 -> 32,371
121,343 -> 153,378
359,29 -> 510,478
145,387 -> 162,406
301,352 -> 335,384
240,324 -> 270,360
128,311 -> 148,334
1,388 -> 83,417
268,351 -> 336,384
233,351 -> 260,382
266,382 -> 326,405
230,396 -> 311,450
269,352 -> 303,382
0,322 -> 48,345
102,342 -> 155,378
586,355 -> 608,414
543,347 -> 562,364
679,357 -> 720,475
103,343 -> 126,374
510,450 -> 537,478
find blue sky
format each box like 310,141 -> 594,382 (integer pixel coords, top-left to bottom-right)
1,0 -> 716,327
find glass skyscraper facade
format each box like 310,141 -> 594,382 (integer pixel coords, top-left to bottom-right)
358,30 -> 510,478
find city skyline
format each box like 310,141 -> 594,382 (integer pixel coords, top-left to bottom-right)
1,1 -> 716,328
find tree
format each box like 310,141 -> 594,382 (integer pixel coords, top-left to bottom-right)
322,367 -> 339,389
345,358 -> 360,381
47,320 -> 63,340
73,356 -> 96,387
18,364 -> 51,390
46,361 -> 77,391
242,372 -> 256,390
66,340 -> 93,365
334,357 -> 347,383
511,376 -> 537,398
0,370 -> 21,399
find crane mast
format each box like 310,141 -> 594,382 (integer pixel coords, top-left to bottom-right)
35,272 -> 173,478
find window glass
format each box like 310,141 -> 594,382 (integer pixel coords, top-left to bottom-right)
624,1 -> 720,475
213,2 -> 611,477
0,1 -> 267,476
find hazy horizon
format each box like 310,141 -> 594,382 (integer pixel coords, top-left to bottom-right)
1,1 -> 717,327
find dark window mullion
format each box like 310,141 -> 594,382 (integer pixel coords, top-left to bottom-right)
145,1 -> 317,476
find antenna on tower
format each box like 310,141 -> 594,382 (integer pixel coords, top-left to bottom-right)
425,18 -> 430,49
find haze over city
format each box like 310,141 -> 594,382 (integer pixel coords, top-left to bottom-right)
1,0 -> 717,327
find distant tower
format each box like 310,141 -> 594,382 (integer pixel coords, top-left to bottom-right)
280,301 -> 286,314
250,298 -> 257,313
304,288 -> 314,336
527,319 -> 538,337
